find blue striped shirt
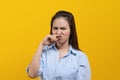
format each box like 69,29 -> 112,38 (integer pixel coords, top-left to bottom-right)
38,44 -> 91,80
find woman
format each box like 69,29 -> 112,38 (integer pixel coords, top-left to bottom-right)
27,10 -> 91,80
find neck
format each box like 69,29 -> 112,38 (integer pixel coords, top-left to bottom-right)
56,42 -> 70,50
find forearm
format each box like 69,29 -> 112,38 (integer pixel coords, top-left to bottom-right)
27,35 -> 57,78
28,43 -> 44,78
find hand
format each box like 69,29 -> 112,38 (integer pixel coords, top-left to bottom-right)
41,35 -> 59,46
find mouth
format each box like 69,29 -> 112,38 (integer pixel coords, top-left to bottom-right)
56,35 -> 62,40
56,35 -> 61,38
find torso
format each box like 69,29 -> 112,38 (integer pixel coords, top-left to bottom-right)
58,49 -> 69,60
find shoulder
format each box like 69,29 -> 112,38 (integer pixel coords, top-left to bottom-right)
70,47 -> 87,58
70,46 -> 87,58
71,48 -> 89,61
75,50 -> 88,58
42,44 -> 55,51
74,50 -> 90,66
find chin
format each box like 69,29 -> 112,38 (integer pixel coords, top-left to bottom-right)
56,41 -> 62,44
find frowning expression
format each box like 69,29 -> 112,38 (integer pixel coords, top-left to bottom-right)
52,17 -> 71,44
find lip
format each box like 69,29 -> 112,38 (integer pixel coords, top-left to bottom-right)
56,35 -> 61,38
56,35 -> 62,40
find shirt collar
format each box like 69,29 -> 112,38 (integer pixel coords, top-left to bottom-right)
45,43 -> 57,50
46,43 -> 77,55
69,45 -> 77,55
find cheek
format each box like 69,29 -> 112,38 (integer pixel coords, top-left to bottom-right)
64,31 -> 70,37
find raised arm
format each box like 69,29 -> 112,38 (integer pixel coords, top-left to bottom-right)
27,42 -> 44,78
27,35 -> 58,78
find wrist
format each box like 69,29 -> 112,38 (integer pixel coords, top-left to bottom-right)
40,41 -> 45,47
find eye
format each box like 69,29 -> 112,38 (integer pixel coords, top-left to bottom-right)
53,27 -> 58,30
61,27 -> 66,30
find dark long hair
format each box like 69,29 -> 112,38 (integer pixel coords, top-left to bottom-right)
50,10 -> 80,50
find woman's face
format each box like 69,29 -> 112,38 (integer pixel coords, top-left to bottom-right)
52,17 -> 71,45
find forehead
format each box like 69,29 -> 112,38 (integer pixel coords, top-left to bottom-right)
52,17 -> 69,27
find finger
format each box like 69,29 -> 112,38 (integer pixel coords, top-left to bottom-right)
47,37 -> 52,42
47,36 -> 54,45
52,35 -> 59,41
47,35 -> 54,43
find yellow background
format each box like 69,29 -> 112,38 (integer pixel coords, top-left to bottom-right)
0,0 -> 120,80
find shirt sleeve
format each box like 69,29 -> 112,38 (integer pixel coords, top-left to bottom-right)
37,50 -> 46,76
77,52 -> 91,80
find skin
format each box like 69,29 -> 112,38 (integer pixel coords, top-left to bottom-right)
52,17 -> 71,59
27,17 -> 71,78
52,17 -> 70,48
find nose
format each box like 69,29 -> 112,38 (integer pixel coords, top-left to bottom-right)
56,29 -> 62,35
